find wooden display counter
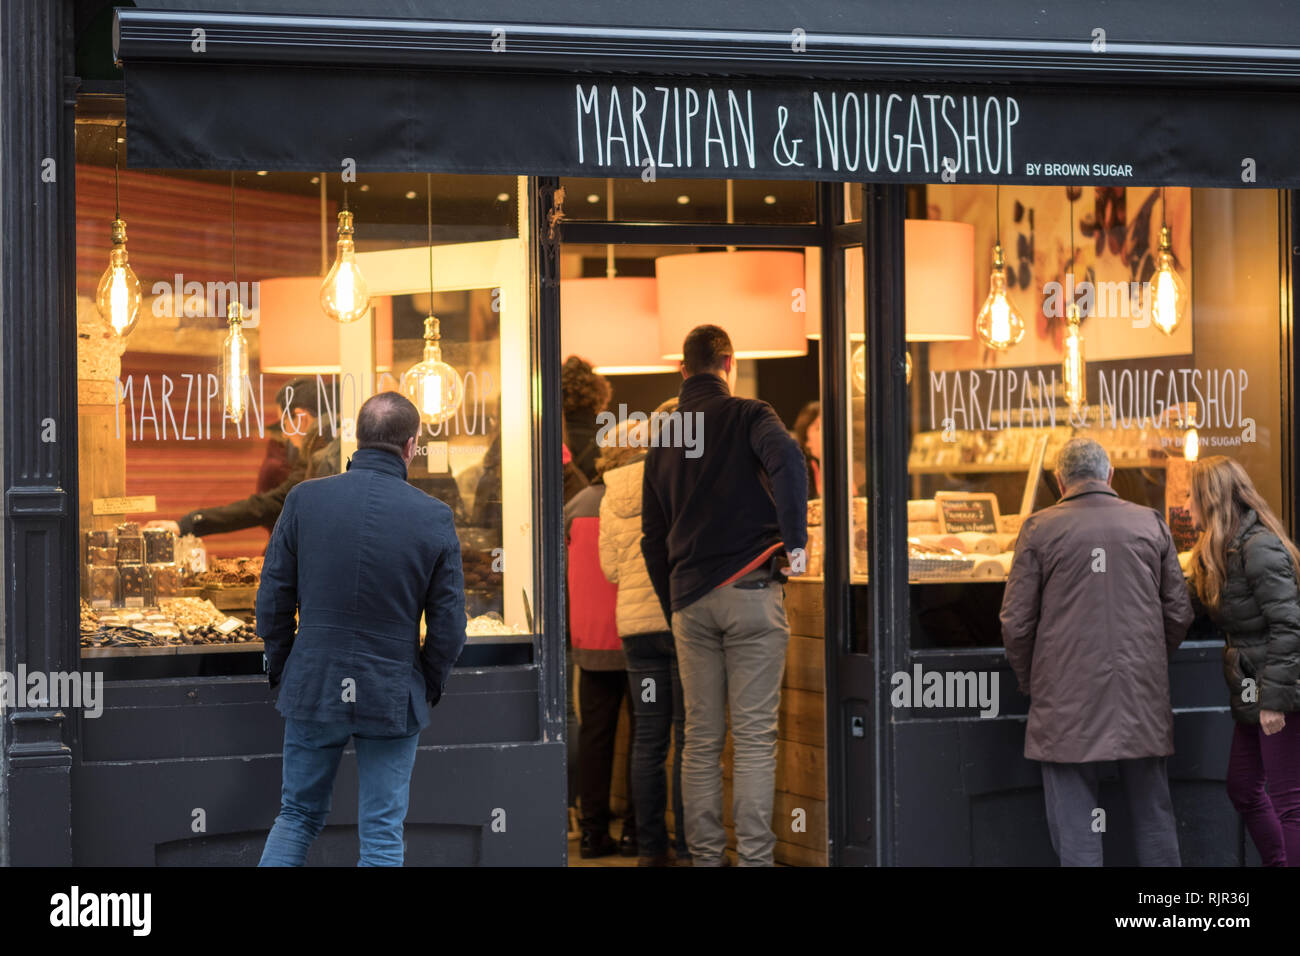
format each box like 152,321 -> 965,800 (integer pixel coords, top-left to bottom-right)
610,575 -> 828,865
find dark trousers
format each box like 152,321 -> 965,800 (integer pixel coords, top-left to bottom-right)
566,647 -> 578,808
1040,757 -> 1181,866
577,666 -> 636,834
1226,717 -> 1300,866
623,631 -> 690,859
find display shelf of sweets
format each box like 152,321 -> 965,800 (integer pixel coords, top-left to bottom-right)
188,556 -> 263,609
149,562 -> 183,598
464,612 -> 532,643
87,566 -> 119,609
115,522 -> 144,564
142,527 -> 175,564
185,555 -> 262,588
80,597 -> 262,656
88,546 -> 118,567
84,528 -> 116,554
117,562 -> 149,608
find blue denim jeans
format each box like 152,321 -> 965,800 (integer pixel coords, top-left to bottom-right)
259,717 -> 421,867
623,631 -> 690,860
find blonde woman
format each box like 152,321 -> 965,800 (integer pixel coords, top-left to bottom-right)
597,400 -> 691,866
1188,456 -> 1300,866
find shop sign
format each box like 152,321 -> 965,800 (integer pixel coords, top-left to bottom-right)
125,63 -> 1300,187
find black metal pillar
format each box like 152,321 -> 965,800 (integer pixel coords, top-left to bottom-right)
817,183 -> 851,866
531,176 -> 567,861
861,183 -> 909,866
2,0 -> 79,865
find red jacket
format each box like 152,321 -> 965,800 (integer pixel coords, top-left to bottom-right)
564,484 -> 623,670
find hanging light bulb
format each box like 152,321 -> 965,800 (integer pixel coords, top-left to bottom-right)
96,126 -> 142,337
851,344 -> 866,393
1062,301 -> 1086,414
976,243 -> 1026,350
401,175 -> 463,425
975,186 -> 1025,351
221,174 -> 249,423
96,219 -> 142,337
1184,426 -> 1199,461
320,196 -> 370,323
403,315 -> 464,424
221,302 -> 249,421
904,350 -> 913,385
1151,224 -> 1188,336
1060,188 -> 1085,415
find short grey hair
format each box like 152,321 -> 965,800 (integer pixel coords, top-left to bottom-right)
1056,437 -> 1111,485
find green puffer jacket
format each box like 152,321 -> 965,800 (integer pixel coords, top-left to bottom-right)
1203,509 -> 1300,724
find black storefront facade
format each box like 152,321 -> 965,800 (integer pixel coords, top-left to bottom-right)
5,0 -> 1300,866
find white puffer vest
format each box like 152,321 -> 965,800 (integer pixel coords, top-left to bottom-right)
598,460 -> 670,637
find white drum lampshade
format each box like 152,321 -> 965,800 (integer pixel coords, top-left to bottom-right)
656,250 -> 808,360
560,277 -> 676,374
803,222 -> 974,342
257,276 -> 393,373
905,219 -> 975,341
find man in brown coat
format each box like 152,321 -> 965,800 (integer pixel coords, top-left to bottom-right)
1000,437 -> 1193,866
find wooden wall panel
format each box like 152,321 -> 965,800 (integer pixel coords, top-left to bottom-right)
76,165 -> 325,298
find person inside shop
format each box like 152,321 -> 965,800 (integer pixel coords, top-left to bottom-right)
792,401 -> 822,500
256,408 -> 293,494
1186,456 -> 1300,867
174,376 -> 340,539
642,324 -> 808,867
257,390 -> 466,867
1000,437 -> 1192,867
565,441 -> 637,859
563,355 -> 612,483
599,399 -> 691,866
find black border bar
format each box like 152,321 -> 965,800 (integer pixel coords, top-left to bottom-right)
115,10 -> 1300,85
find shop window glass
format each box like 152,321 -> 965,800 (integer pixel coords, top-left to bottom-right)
74,115 -> 534,676
899,184 -> 1285,649
561,177 -> 815,223
843,183 -> 862,223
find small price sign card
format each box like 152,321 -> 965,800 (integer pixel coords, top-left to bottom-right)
936,492 -> 1001,534
92,495 -> 156,516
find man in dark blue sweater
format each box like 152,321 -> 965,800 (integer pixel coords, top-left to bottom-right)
256,391 -> 467,867
641,324 -> 807,866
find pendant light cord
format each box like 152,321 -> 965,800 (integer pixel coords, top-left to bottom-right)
1161,186 -> 1167,230
113,123 -> 123,219
995,183 -> 1001,249
427,173 -> 434,303
230,172 -> 238,289
1068,188 -> 1076,283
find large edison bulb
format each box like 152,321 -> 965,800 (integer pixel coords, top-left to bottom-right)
1062,301 -> 1086,414
851,344 -> 866,393
221,302 -> 250,422
1184,427 -> 1199,462
402,316 -> 464,425
975,244 -> 1025,350
95,219 -> 142,337
320,209 -> 370,323
1150,226 -> 1188,336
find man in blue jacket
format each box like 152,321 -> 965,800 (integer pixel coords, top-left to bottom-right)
256,391 -> 467,867
641,324 -> 808,866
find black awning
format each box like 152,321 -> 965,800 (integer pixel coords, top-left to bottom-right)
117,10 -> 1300,186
